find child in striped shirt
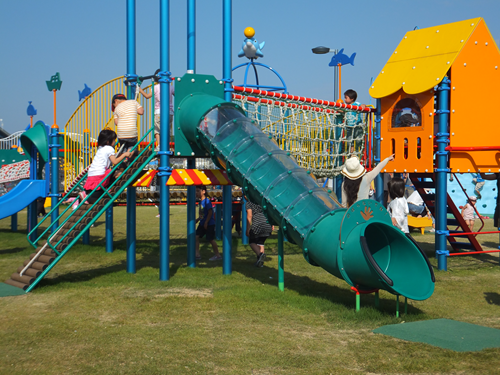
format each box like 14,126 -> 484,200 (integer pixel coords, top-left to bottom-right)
112,93 -> 144,153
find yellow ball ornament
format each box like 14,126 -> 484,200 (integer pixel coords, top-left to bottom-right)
244,27 -> 255,38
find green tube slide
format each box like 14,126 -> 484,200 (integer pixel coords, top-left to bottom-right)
175,76 -> 434,301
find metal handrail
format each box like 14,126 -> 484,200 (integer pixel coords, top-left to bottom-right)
62,76 -> 155,190
25,142 -> 156,292
28,127 -> 155,248
0,130 -> 24,149
452,172 -> 485,235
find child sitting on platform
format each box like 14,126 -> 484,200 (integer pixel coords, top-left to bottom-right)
80,129 -> 132,205
387,177 -> 409,233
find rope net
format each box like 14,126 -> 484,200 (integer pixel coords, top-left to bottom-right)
232,87 -> 372,177
0,160 -> 30,184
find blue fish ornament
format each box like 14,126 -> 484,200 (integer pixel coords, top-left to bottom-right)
78,84 -> 92,101
26,101 -> 37,117
328,48 -> 356,67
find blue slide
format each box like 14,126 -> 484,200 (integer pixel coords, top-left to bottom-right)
0,180 -> 46,220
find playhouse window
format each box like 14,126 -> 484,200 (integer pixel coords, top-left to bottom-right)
391,98 -> 422,128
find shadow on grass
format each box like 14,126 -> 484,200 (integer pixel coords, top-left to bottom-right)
34,238 -> 191,290
0,228 -> 28,236
485,292 -> 500,306
231,256 -> 425,315
0,247 -> 27,255
482,241 -> 500,250
32,235 -> 426,315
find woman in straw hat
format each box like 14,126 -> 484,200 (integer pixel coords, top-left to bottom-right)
341,154 -> 395,208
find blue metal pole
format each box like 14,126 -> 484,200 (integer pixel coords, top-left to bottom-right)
241,197 -> 248,245
222,186 -> 232,274
374,98 -> 383,204
126,190 -> 136,272
215,202 -> 222,240
82,129 -> 90,244
28,145 -> 37,242
11,213 -> 17,232
436,77 -> 451,271
106,206 -> 113,253
187,0 -> 196,73
222,0 -> 233,275
159,0 -> 172,280
186,0 -> 196,268
187,159 -> 196,268
126,0 -> 137,273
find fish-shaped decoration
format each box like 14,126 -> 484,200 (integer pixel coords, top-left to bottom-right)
46,72 -> 63,91
238,27 -> 265,60
328,48 -> 356,67
26,101 -> 37,117
78,84 -> 92,101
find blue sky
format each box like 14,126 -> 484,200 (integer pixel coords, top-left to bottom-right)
0,0 -> 498,134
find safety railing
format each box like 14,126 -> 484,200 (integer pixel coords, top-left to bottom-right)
28,127 -> 156,249
24,129 -> 156,291
0,131 -> 24,150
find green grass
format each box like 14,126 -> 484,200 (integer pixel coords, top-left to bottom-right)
2,206 -> 500,374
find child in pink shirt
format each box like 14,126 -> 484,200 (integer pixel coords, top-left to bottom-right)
461,196 -> 477,230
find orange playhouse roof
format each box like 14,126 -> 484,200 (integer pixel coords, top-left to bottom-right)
369,17 -> 497,98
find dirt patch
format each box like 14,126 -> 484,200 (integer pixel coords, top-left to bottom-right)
122,287 -> 213,299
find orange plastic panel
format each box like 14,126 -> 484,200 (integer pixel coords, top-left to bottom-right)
370,18 -> 480,99
449,19 -> 500,173
380,89 -> 435,173
166,169 -> 233,186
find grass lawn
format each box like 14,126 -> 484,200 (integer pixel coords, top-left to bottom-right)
2,205 -> 500,374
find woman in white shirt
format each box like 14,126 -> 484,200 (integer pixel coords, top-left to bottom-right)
341,154 -> 395,208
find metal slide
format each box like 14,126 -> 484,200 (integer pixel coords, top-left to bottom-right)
176,75 -> 435,300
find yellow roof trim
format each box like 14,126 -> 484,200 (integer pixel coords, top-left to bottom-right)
369,17 -> 482,98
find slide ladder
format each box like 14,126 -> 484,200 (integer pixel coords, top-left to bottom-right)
4,142 -> 155,292
410,174 -> 482,253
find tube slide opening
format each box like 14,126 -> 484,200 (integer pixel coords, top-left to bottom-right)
363,222 -> 435,300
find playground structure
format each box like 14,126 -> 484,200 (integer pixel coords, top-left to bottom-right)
370,17 -> 500,270
0,1 -> 448,307
61,76 -> 372,190
0,122 -> 51,237
2,72 -> 436,303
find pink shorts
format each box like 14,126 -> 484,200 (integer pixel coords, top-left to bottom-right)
84,169 -> 112,191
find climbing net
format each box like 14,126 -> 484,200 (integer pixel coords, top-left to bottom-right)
0,160 -> 30,184
232,86 -> 373,177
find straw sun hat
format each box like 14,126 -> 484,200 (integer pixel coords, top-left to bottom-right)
341,156 -> 366,180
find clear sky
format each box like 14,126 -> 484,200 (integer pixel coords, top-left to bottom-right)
0,0 -> 498,134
